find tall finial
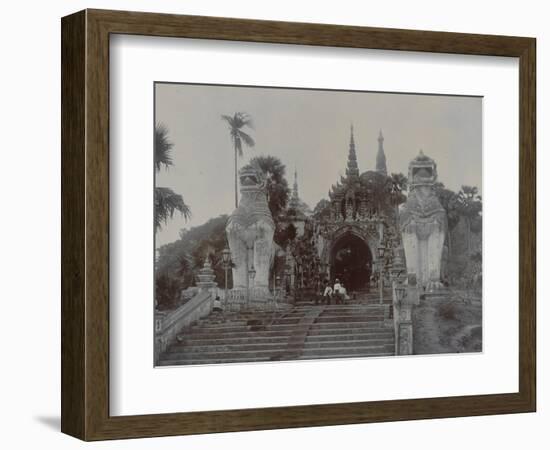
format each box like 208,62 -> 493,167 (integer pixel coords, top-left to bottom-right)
376,129 -> 387,176
346,124 -> 359,178
290,166 -> 300,209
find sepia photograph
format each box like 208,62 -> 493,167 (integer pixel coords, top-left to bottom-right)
153,83 -> 483,366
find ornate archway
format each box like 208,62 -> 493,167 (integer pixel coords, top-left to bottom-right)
329,232 -> 373,291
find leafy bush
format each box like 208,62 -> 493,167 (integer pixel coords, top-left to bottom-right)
155,274 -> 181,311
437,302 -> 457,321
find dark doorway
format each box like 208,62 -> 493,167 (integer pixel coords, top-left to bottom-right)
330,234 -> 373,291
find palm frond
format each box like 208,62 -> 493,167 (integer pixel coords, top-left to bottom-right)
237,129 -> 255,148
155,187 -> 191,232
220,114 -> 234,125
154,123 -> 174,172
237,112 -> 254,129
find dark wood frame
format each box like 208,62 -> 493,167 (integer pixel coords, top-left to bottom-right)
61,9 -> 536,441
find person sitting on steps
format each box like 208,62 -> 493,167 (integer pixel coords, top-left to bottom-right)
333,278 -> 343,305
323,280 -> 333,305
212,295 -> 223,314
339,282 -> 349,303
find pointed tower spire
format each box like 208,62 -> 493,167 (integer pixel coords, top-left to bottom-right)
376,129 -> 387,176
289,167 -> 300,209
346,124 -> 360,178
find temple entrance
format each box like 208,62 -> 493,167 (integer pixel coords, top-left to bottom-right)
330,233 -> 373,291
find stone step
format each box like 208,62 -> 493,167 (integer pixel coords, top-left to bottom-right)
158,350 -> 396,366
160,348 -> 294,361
160,343 -> 395,363
303,338 -> 393,349
179,329 -> 393,344
301,344 -> 395,357
310,321 -> 386,330
315,315 -> 386,324
169,337 -> 393,355
203,305 -> 388,317
294,304 -> 387,310
157,356 -> 271,366
178,326 -> 392,342
198,312 -> 387,327
297,352 -> 394,360
241,315 -> 385,326
158,301 -> 396,366
187,321 -> 386,335
305,331 -> 394,342
168,342 -> 290,354
158,352 -> 394,366
197,315 -> 387,329
176,335 -> 291,346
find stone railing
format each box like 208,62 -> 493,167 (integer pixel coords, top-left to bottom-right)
392,273 -> 419,355
154,290 -> 213,364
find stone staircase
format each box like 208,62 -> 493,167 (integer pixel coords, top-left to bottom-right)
157,302 -> 395,366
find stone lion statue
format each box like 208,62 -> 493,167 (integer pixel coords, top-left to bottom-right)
226,164 -> 275,293
400,151 -> 448,292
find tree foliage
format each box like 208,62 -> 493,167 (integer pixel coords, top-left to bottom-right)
154,187 -> 191,231
434,182 -> 461,231
249,155 -> 290,220
221,112 -> 255,208
154,123 -> 191,232
457,185 -> 482,219
155,274 -> 181,311
156,215 -> 232,291
274,222 -> 297,249
154,123 -> 174,171
248,155 -> 294,247
221,112 -> 255,157
387,172 -> 408,207
313,199 -> 332,221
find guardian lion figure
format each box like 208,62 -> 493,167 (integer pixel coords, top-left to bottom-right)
400,151 -> 448,292
226,164 -> 275,294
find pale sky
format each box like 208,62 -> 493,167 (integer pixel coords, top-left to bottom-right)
155,83 -> 482,247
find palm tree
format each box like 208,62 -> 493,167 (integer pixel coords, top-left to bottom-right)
221,112 -> 255,208
154,187 -> 191,231
250,155 -> 289,219
154,123 -> 191,232
434,182 -> 460,256
155,123 -> 174,171
387,172 -> 408,218
457,185 -> 482,254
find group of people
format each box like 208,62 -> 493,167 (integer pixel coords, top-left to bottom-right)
316,278 -> 350,305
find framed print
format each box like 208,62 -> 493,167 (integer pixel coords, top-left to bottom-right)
61,9 -> 536,440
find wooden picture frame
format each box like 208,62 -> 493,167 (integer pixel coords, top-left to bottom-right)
61,9 -> 536,441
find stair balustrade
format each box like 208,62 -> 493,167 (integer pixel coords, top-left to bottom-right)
154,290 -> 213,364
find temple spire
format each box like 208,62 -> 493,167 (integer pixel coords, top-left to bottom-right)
376,129 -> 387,176
346,124 -> 360,178
289,167 -> 300,209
